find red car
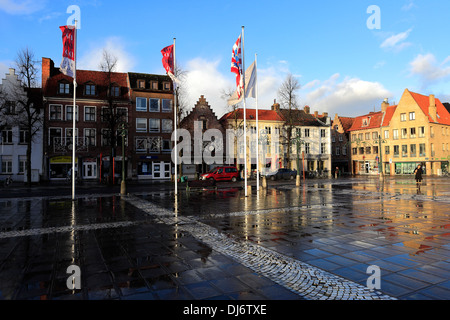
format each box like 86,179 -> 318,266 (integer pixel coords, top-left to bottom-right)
200,166 -> 239,182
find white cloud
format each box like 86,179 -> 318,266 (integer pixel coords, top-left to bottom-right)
0,0 -> 46,15
409,53 -> 450,86
77,37 -> 136,73
300,74 -> 392,117
402,0 -> 417,11
380,28 -> 413,52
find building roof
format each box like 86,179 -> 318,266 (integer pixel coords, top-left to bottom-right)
128,72 -> 172,91
43,66 -> 130,100
220,108 -> 285,122
381,105 -> 397,127
348,111 -> 384,132
279,108 -> 330,127
333,116 -> 355,132
408,90 -> 450,125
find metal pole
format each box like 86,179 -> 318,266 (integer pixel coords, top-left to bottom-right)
173,38 -> 178,195
72,20 -> 77,201
255,53 -> 259,191
242,26 -> 248,197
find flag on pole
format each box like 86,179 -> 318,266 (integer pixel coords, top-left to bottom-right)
231,34 -> 244,99
59,26 -> 75,78
228,60 -> 256,105
161,44 -> 180,88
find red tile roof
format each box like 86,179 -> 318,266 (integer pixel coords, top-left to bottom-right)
348,111 -> 384,131
337,116 -> 355,132
381,105 -> 397,127
220,108 -> 285,122
408,90 -> 450,125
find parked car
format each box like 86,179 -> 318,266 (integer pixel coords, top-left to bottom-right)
263,168 -> 297,181
200,166 -> 239,182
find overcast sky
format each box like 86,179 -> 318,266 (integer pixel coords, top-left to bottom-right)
2,0 -> 450,118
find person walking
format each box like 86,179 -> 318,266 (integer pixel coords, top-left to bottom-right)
414,164 -> 423,187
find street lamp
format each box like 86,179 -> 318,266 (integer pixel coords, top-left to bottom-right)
259,129 -> 269,188
119,123 -> 127,195
290,133 -> 305,187
374,136 -> 387,180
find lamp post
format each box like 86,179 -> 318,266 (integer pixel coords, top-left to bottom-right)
120,123 -> 127,195
259,129 -> 269,189
375,136 -> 387,180
290,133 -> 305,187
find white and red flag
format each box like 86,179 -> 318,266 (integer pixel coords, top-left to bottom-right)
161,44 -> 180,87
231,34 -> 243,98
59,25 -> 75,78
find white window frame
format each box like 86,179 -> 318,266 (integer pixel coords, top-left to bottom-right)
149,119 -> 160,133
84,106 -> 96,122
149,98 -> 160,112
84,128 -> 96,147
49,104 -> 63,121
136,97 -> 147,112
66,105 -> 79,122
161,99 -> 172,112
136,118 -> 148,132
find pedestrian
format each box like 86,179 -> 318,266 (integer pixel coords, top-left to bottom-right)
414,164 -> 423,187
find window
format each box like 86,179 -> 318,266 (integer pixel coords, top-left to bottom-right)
4,101 -> 16,114
419,127 -> 425,138
321,129 -> 326,138
101,107 -> 111,122
419,143 -> 426,157
320,143 -> 326,154
336,146 -> 340,155
101,129 -> 111,146
84,129 -> 96,146
372,132 -> 378,140
18,156 -> 26,174
85,84 -> 96,96
136,118 -> 147,132
365,133 -> 370,140
163,82 -> 171,90
410,144 -> 417,157
138,80 -> 145,89
110,86 -> 120,97
358,133 -> 363,141
352,134 -> 356,141
305,143 -> 310,154
149,98 -> 160,112
402,145 -> 408,157
162,99 -> 172,112
49,104 -> 63,120
116,107 -> 128,122
359,147 -> 364,155
162,139 -> 171,152
265,127 -> 271,135
65,128 -> 78,146
401,128 -> 408,139
385,146 -> 390,155
342,146 -> 347,155
1,130 -> 13,144
339,135 -> 343,142
49,128 -> 62,145
409,112 -> 415,121
1,157 -> 12,174
59,82 -> 70,94
384,130 -> 389,139
365,147 -> 371,154
135,138 -> 147,153
148,137 -> 161,153
162,119 -> 173,133
394,145 -> 399,157
373,146 -> 378,154
84,106 -> 96,121
66,105 -> 78,122
410,127 -> 416,138
332,136 -> 336,143
151,81 -> 158,90
393,129 -> 399,140
304,129 -> 310,137
19,129 -> 30,144
362,117 -> 370,127
352,148 -> 357,155
400,113 -> 407,122
149,119 -> 160,133
136,97 -> 147,112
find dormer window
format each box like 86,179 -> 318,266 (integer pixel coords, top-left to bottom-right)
163,82 -> 171,91
58,81 -> 70,94
362,117 -> 370,127
85,83 -> 96,96
137,80 -> 145,89
151,81 -> 158,90
109,84 -> 120,97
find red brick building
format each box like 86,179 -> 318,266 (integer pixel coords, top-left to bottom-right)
41,57 -> 132,182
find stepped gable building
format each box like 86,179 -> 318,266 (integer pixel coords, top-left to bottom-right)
179,95 -> 225,178
41,57 -> 131,182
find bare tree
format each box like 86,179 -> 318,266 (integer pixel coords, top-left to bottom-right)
278,73 -> 301,168
99,50 -> 128,184
10,48 -> 43,186
174,64 -> 188,126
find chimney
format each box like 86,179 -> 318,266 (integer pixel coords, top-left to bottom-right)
271,99 -> 280,111
429,94 -> 437,122
314,111 -> 319,117
381,98 -> 389,113
42,57 -> 54,92
323,112 -> 328,118
304,106 -> 310,114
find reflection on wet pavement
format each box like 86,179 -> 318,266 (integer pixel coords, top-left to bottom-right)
0,177 -> 449,300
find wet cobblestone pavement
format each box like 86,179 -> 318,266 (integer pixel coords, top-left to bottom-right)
0,176 -> 449,300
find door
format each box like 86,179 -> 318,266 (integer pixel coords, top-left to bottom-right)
83,162 -> 97,179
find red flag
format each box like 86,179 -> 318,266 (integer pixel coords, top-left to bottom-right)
161,45 -> 174,74
59,26 -> 75,78
161,44 -> 180,88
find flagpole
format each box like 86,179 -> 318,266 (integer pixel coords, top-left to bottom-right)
241,26 -> 248,197
72,20 -> 77,201
173,37 -> 178,196
255,53 -> 260,191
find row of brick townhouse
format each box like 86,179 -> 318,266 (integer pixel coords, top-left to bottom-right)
41,57 -> 175,183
